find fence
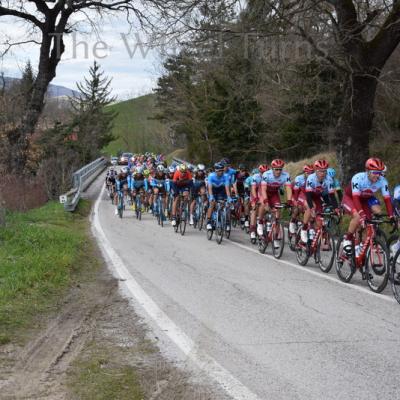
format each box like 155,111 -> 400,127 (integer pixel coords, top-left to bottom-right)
60,157 -> 107,212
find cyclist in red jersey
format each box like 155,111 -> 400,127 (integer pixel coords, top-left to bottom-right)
171,164 -> 193,226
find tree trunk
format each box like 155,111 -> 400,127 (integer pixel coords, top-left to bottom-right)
8,27 -> 65,173
335,73 -> 378,184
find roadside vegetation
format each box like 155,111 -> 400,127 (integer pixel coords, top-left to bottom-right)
0,200 -> 93,345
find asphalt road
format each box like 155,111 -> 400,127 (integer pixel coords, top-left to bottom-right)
93,176 -> 400,400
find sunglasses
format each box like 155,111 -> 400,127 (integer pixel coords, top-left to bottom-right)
369,171 -> 382,176
316,169 -> 327,173
273,168 -> 283,171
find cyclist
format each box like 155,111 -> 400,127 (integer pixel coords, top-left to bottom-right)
258,159 -> 292,237
290,164 -> 314,234
299,159 -> 338,243
115,167 -> 130,215
171,164 -> 193,227
151,165 -> 169,217
341,157 -> 394,253
221,158 -> 238,196
130,166 -> 149,211
190,164 -> 207,225
105,166 -> 117,194
327,167 -> 343,202
236,164 -> 250,228
250,165 -> 268,240
206,162 -> 232,231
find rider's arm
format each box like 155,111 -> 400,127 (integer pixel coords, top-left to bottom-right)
381,178 -> 394,217
305,176 -> 314,209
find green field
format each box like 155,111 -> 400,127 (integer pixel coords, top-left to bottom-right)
104,94 -> 172,156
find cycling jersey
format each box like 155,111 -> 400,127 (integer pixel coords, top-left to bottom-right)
151,173 -> 170,192
250,173 -> 262,187
224,167 -> 237,185
130,173 -> 148,191
261,170 -> 291,191
208,172 -> 230,188
293,174 -> 306,193
116,175 -> 129,192
345,172 -> 390,199
306,173 -> 335,195
173,170 -> 193,187
236,171 -> 250,194
394,185 -> 400,201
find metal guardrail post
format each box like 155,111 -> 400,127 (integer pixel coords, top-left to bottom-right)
59,157 -> 107,212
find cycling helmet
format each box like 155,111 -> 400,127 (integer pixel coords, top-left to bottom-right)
214,162 -> 224,171
252,168 -> 259,175
303,164 -> 314,174
258,164 -> 268,173
314,159 -> 329,170
238,163 -> 247,170
135,166 -> 144,174
221,158 -> 231,165
327,167 -> 336,178
168,166 -> 175,173
365,157 -> 385,171
157,164 -> 165,172
121,166 -> 129,174
188,164 -> 194,172
197,164 -> 205,171
143,169 -> 150,177
180,164 -> 188,172
271,159 -> 285,169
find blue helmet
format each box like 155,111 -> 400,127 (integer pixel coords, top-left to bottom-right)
214,162 -> 224,171
327,167 -> 336,178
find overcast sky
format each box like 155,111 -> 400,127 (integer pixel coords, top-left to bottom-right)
0,13 -> 169,100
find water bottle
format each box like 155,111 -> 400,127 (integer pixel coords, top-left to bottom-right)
308,228 -> 315,241
266,222 -> 272,232
355,243 -> 363,258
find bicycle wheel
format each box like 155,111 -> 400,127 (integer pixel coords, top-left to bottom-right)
258,235 -> 268,254
118,195 -> 124,219
390,249 -> 400,304
225,208 -> 231,239
271,222 -> 285,259
335,237 -> 355,283
159,199 -> 164,227
216,208 -> 224,244
295,228 -> 309,266
199,202 -> 205,231
179,201 -> 188,236
136,198 -> 142,220
365,236 -> 389,293
316,229 -> 335,273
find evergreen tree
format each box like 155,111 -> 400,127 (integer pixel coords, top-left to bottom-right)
71,61 -> 117,163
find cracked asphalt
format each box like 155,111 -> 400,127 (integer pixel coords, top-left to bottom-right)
96,181 -> 400,400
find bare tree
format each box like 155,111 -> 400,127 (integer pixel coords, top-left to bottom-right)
0,0 -> 175,173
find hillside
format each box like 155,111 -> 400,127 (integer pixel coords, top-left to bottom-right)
1,76 -> 77,98
104,94 -> 172,156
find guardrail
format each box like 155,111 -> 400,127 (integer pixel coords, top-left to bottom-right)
59,157 -> 107,212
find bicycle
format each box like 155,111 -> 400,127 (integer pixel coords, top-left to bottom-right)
258,204 -> 288,259
133,189 -> 145,220
295,209 -> 336,273
117,191 -> 124,219
336,215 -> 391,293
174,193 -> 189,236
193,195 -> 206,230
207,199 -> 230,244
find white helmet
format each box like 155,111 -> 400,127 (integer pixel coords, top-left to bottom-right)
157,164 -> 165,172
135,166 -> 144,174
121,166 -> 129,174
197,164 -> 205,171
168,166 -> 175,173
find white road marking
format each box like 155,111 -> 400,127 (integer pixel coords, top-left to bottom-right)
91,186 -> 262,400
228,239 -> 396,303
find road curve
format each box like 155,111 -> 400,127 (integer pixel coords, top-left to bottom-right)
93,184 -> 400,400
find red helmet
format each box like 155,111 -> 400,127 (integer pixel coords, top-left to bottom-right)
314,159 -> 329,170
258,164 -> 269,173
365,157 -> 385,171
303,164 -> 314,174
271,159 -> 285,169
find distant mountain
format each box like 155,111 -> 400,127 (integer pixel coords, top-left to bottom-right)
1,76 -> 78,98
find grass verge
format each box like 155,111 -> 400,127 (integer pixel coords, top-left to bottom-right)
0,200 -> 94,345
68,343 -> 144,400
